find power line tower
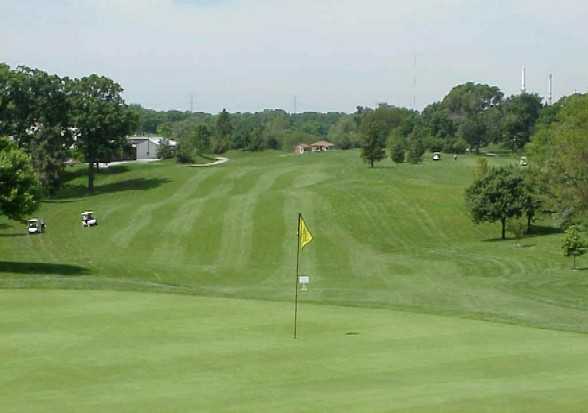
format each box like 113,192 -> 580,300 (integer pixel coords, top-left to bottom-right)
412,54 -> 417,110
548,73 -> 553,105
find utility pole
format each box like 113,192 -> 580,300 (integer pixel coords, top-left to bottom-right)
548,74 -> 553,105
412,54 -> 417,110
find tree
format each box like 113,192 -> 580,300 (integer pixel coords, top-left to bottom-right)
458,114 -> 487,152
360,120 -> 386,168
527,94 -> 588,219
328,116 -> 358,149
562,225 -> 586,270
465,166 -> 530,240
442,82 -> 503,118
500,93 -> 543,151
69,75 -> 136,193
406,136 -> 425,164
388,129 -> 405,163
0,138 -> 41,220
1,66 -> 73,194
213,108 -> 233,154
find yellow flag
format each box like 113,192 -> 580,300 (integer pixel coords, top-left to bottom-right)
299,216 -> 313,250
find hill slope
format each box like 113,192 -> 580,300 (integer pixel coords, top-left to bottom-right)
1,151 -> 586,332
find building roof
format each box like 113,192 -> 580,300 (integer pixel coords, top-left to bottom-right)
311,140 -> 335,147
128,136 -> 177,146
296,143 -> 312,148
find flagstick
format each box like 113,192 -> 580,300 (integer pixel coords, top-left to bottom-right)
293,213 -> 301,339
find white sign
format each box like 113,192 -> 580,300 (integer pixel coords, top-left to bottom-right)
298,276 -> 310,284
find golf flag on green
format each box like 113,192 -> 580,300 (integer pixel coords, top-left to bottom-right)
298,216 -> 313,250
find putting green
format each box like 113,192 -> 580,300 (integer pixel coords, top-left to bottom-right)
2,290 -> 588,412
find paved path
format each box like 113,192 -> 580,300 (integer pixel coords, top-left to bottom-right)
188,156 -> 229,167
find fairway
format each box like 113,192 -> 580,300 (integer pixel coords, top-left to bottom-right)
2,290 -> 588,412
1,151 -> 586,333
2,150 -> 588,411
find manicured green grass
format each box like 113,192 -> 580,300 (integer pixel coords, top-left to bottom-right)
1,150 -> 586,333
2,289 -> 588,413
2,150 -> 588,411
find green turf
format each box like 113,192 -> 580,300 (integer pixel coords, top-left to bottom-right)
2,150 -> 588,411
2,289 -> 588,413
0,150 -> 586,334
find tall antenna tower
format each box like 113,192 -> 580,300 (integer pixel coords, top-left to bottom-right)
521,65 -> 526,93
412,54 -> 417,110
548,73 -> 553,105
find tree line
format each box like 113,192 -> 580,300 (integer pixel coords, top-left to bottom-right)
1,62 -> 587,251
131,82 -> 545,167
0,64 -> 136,201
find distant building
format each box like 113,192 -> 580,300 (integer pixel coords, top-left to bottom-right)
127,136 -> 176,160
294,140 -> 335,155
310,140 -> 335,152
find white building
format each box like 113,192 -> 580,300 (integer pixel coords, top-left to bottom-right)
127,136 -> 176,160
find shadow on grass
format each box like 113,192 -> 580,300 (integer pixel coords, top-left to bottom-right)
62,165 -> 130,183
527,225 -> 563,237
0,233 -> 27,238
0,261 -> 90,276
54,177 -> 171,199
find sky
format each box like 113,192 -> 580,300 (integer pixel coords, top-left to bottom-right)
1,0 -> 587,113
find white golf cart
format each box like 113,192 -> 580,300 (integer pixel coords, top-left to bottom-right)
432,152 -> 441,161
81,211 -> 98,227
520,156 -> 528,167
27,218 -> 46,234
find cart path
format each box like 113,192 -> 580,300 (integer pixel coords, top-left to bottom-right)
188,156 -> 229,167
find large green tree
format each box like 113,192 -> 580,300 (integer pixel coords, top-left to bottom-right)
360,120 -> 386,168
388,129 -> 406,163
465,166 -> 532,240
69,75 -> 136,193
501,93 -> 543,151
213,108 -> 233,154
0,138 -> 40,220
0,66 -> 72,194
527,94 -> 588,219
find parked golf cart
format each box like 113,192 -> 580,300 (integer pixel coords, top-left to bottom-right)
520,156 -> 528,167
432,152 -> 441,161
81,211 -> 98,227
27,218 -> 46,234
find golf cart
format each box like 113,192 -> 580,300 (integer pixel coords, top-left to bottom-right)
432,152 -> 441,161
520,156 -> 528,167
81,211 -> 98,227
27,218 -> 46,234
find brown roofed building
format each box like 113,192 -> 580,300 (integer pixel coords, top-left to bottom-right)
311,140 -> 335,152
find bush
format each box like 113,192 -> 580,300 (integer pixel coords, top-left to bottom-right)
406,137 -> 425,164
425,136 -> 444,153
157,143 -> 175,160
443,138 -> 468,154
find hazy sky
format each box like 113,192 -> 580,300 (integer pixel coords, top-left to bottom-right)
2,0 -> 587,113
